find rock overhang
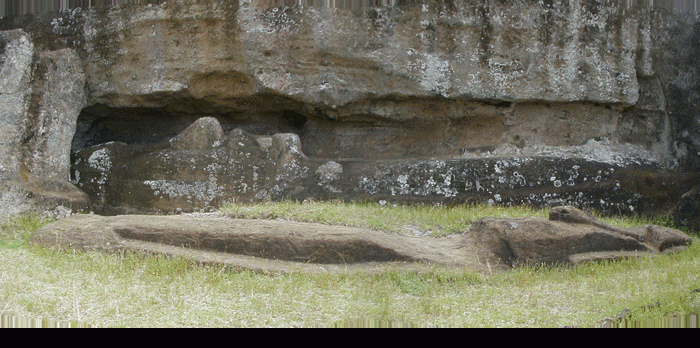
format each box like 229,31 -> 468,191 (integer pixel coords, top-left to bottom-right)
0,1 -> 698,219
17,1 -> 650,106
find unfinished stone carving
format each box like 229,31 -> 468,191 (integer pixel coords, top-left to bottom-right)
30,206 -> 692,273
72,116 -> 314,213
468,206 -> 692,269
29,212 -> 473,273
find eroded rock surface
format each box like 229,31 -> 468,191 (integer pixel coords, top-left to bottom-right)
0,29 -> 89,218
30,206 -> 692,273
70,115 -> 698,215
0,1 -> 698,216
72,117 -> 313,213
468,206 -> 692,269
30,212 -> 476,273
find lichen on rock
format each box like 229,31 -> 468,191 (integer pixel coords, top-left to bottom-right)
0,29 -> 90,217
0,1 -> 698,217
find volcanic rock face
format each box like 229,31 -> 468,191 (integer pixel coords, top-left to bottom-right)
0,29 -> 89,218
1,1 -> 699,216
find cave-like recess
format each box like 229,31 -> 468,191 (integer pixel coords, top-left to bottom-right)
70,94 -> 514,165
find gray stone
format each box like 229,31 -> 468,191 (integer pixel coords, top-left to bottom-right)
0,29 -> 34,179
68,116 -> 698,215
72,119 -> 313,213
316,161 -> 343,183
315,161 -> 343,194
345,156 -> 698,216
269,132 -> 309,186
0,29 -> 90,218
170,116 -> 225,151
0,179 -> 89,219
0,2 -> 699,217
26,48 -> 87,180
225,128 -> 259,151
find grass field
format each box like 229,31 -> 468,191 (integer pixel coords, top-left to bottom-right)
1,201 -> 699,328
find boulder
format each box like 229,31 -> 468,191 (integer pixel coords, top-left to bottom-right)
169,117 -> 226,151
467,206 -> 692,269
0,179 -> 88,219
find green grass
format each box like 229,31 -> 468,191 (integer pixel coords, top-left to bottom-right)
1,202 -> 699,327
0,213 -> 54,249
220,200 -> 550,237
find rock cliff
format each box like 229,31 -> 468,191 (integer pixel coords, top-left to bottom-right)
0,29 -> 89,218
1,0 -> 698,220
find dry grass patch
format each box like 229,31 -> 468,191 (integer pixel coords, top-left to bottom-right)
1,202 -> 698,327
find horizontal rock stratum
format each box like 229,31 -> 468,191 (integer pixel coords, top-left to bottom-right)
66,1 -> 643,107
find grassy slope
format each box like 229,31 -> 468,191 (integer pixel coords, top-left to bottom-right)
1,202 -> 698,328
